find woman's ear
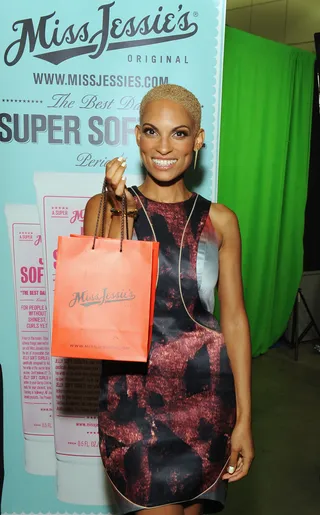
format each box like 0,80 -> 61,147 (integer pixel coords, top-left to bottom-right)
135,125 -> 141,147
194,128 -> 205,151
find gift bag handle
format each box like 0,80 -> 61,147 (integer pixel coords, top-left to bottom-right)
92,177 -> 128,252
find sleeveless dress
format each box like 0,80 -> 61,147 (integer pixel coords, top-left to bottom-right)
99,187 -> 236,513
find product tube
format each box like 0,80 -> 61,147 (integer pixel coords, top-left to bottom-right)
5,204 -> 55,475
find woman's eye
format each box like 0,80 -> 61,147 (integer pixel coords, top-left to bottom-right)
175,131 -> 188,138
144,128 -> 157,136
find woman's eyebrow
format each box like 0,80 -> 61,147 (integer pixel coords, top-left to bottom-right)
142,123 -> 191,131
172,125 -> 191,131
142,123 -> 158,129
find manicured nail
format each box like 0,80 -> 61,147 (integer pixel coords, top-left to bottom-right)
118,156 -> 125,162
121,161 -> 127,167
227,465 -> 235,474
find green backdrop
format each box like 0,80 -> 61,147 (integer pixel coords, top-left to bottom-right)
218,28 -> 315,356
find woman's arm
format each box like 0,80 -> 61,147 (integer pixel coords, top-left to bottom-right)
210,204 -> 254,482
84,193 -> 111,237
84,157 -> 136,239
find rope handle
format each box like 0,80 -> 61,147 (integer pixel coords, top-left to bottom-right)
92,178 -> 128,251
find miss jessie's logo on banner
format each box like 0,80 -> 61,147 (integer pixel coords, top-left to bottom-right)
4,2 -> 199,66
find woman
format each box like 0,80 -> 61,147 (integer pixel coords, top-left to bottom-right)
84,84 -> 254,514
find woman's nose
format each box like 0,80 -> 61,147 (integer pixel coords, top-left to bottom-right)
156,136 -> 173,155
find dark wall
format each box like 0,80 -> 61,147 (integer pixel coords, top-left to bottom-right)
303,62 -> 320,272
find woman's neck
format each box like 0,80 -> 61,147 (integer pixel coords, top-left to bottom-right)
138,176 -> 191,203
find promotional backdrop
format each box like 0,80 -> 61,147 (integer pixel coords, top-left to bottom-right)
1,1 -> 226,513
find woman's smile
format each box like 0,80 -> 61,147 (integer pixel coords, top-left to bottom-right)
151,158 -> 178,170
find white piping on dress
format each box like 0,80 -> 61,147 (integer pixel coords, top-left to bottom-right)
178,195 -> 216,333
129,187 -> 159,288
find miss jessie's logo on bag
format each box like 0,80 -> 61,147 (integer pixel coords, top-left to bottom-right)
69,287 -> 135,307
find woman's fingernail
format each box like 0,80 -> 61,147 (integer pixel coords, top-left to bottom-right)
121,161 -> 127,167
118,156 -> 125,162
227,466 -> 235,474
122,176 -> 127,181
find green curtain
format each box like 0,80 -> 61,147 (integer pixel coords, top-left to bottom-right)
218,28 -> 315,357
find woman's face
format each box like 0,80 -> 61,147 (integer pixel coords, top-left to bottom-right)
136,99 -> 204,183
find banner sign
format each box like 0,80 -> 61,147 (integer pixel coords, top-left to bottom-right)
1,1 -> 226,513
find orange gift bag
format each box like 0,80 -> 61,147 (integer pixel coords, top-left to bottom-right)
51,184 -> 159,362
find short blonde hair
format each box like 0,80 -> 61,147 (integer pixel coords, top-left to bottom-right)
140,84 -> 201,131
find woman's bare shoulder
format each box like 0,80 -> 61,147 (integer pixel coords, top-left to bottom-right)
209,203 -> 239,243
210,202 -> 238,224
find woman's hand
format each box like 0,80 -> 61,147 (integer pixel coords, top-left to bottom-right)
105,157 -> 136,209
222,421 -> 254,482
